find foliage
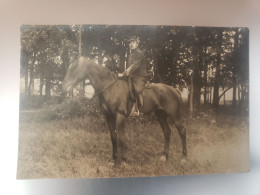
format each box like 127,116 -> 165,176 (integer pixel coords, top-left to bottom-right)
21,25 -> 78,98
38,96 -> 100,121
20,25 -> 249,114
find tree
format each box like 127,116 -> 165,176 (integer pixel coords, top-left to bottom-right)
20,25 -> 249,115
21,25 -> 77,100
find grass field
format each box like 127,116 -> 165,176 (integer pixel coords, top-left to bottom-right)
17,107 -> 249,179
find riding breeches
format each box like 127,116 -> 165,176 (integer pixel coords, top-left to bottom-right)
130,76 -> 146,95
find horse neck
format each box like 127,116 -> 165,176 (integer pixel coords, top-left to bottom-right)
87,63 -> 117,93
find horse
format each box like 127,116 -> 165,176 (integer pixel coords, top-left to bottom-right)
63,57 -> 187,163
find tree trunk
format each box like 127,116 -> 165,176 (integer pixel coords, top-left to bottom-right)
246,85 -> 249,102
119,43 -> 127,72
241,84 -> 245,103
207,88 -> 210,104
213,30 -> 222,111
28,63 -> 34,96
224,90 -> 226,105
24,64 -> 28,95
78,25 -> 82,57
170,54 -> 177,87
232,78 -> 237,107
238,81 -> 241,111
78,25 -> 85,97
209,80 -> 212,104
213,64 -> 220,110
45,63 -> 51,100
238,84 -> 241,105
61,47 -> 70,98
31,79 -> 34,93
189,73 -> 194,117
232,29 -> 239,108
21,49 -> 29,95
190,29 -> 203,112
153,51 -> 162,83
203,64 -> 208,104
39,77 -> 44,97
45,79 -> 51,100
194,58 -> 202,109
201,45 -> 208,105
39,61 -> 45,99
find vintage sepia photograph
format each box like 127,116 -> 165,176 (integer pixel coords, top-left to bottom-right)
17,25 -> 249,179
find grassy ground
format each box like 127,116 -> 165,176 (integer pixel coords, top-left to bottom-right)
17,108 -> 249,179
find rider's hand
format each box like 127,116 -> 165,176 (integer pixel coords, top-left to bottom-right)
123,70 -> 130,77
118,73 -> 124,78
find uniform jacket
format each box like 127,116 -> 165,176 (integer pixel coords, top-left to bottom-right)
124,48 -> 147,77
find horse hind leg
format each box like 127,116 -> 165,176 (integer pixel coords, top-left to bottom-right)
155,110 -> 171,160
172,117 -> 187,157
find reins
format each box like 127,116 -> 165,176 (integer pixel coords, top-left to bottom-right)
96,77 -> 119,95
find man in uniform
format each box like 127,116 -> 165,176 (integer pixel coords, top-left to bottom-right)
118,36 -> 147,110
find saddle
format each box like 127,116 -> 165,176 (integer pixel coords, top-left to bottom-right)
128,81 -> 153,101
144,83 -> 154,89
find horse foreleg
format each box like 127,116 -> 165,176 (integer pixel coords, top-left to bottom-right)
155,110 -> 171,160
106,114 -> 118,160
115,112 -> 127,162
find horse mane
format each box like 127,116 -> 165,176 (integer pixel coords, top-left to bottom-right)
94,61 -> 118,81
81,57 -> 118,81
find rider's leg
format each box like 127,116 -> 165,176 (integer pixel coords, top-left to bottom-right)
132,76 -> 146,112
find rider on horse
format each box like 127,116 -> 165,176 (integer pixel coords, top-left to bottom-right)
118,36 -> 147,110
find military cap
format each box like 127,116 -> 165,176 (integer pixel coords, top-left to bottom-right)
127,35 -> 138,42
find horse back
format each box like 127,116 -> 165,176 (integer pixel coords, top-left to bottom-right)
145,83 -> 182,101
143,83 -> 182,115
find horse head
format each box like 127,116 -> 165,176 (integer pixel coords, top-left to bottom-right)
63,57 -> 92,92
63,57 -> 118,93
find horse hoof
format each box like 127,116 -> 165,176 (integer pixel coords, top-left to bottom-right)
160,155 -> 167,162
181,158 -> 187,165
121,161 -> 128,167
96,167 -> 100,174
108,162 -> 114,167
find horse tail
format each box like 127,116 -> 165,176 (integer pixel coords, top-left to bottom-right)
172,87 -> 184,121
175,87 -> 182,97
176,89 -> 188,121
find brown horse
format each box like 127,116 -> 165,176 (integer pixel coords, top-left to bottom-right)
63,57 -> 187,163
